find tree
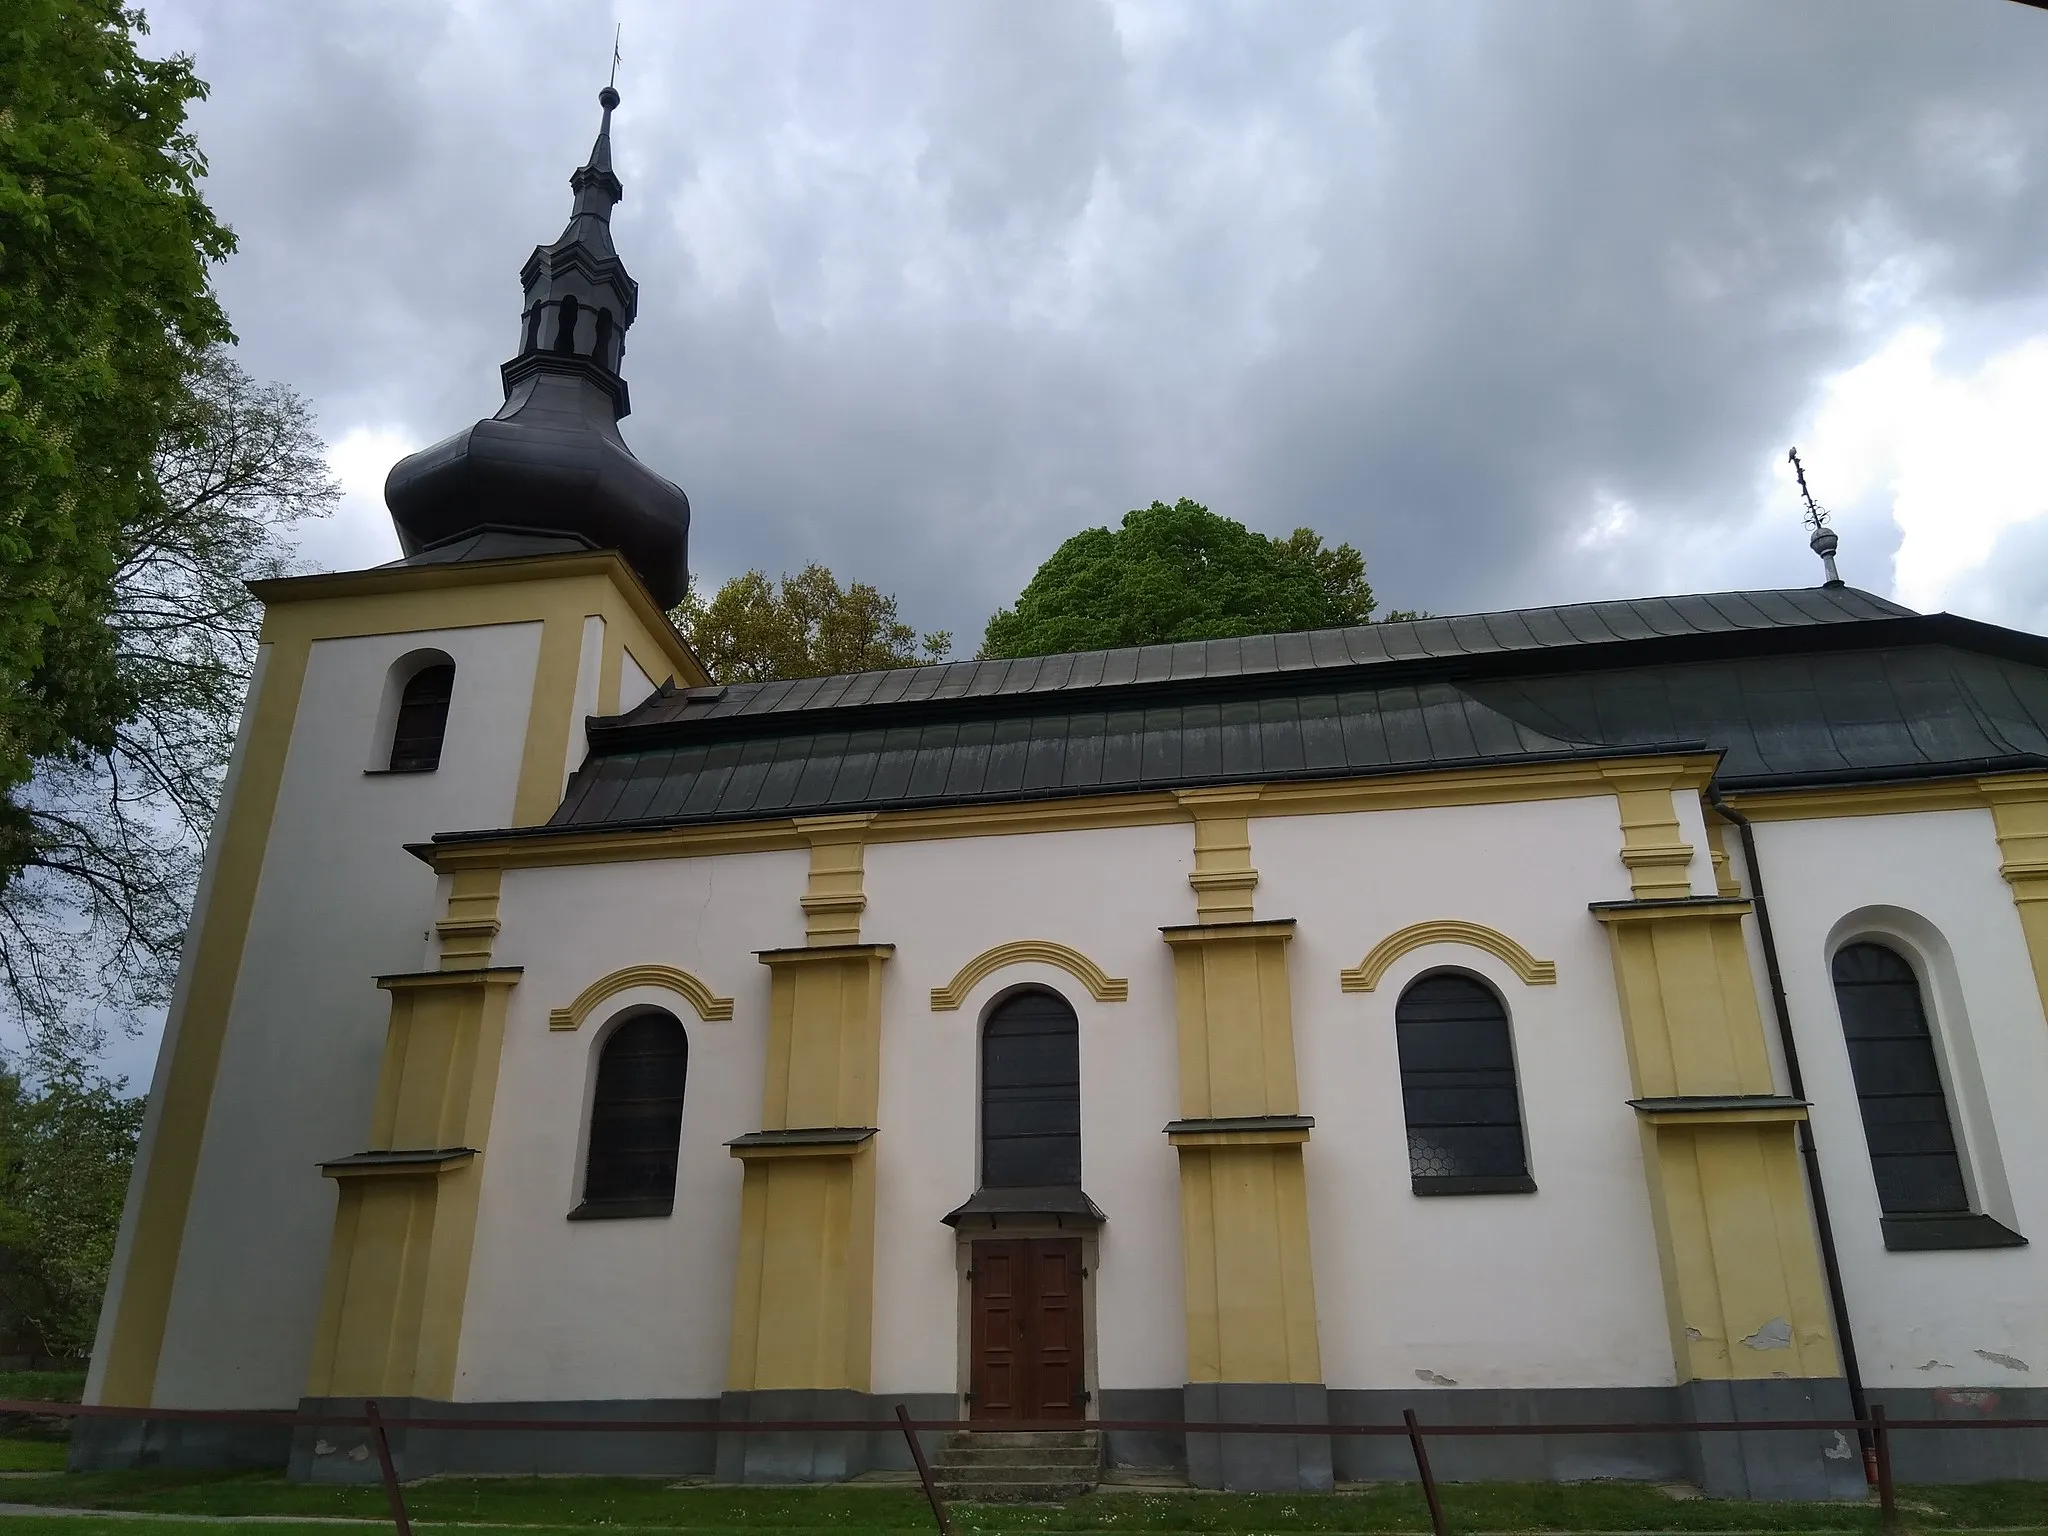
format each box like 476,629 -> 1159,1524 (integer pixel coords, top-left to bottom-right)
2,350 -> 335,1060
0,1069 -> 145,1361
675,565 -> 952,683
980,499 -> 1410,659
1,2 -> 236,879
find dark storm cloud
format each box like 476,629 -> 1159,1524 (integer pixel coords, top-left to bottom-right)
144,0 -> 2048,647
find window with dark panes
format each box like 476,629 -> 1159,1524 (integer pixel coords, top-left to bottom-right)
1832,942 -> 1969,1216
575,1011 -> 688,1217
982,989 -> 1081,1188
1396,973 -> 1532,1194
388,663 -> 455,772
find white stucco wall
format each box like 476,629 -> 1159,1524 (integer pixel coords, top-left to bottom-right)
1751,808 -> 2048,1391
454,850 -> 807,1401
864,823 -> 1195,1398
1257,795 -> 1679,1392
154,623 -> 541,1406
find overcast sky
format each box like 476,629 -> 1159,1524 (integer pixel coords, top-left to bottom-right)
139,0 -> 2048,646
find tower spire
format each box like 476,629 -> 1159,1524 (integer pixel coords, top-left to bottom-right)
1789,447 -> 1842,588
383,85 -> 691,607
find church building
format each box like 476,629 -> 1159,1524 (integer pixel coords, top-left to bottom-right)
78,90 -> 2048,1498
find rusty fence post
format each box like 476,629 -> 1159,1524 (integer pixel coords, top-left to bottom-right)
1403,1407 -> 1450,1536
363,1400 -> 413,1536
1871,1403 -> 1902,1533
895,1403 -> 953,1536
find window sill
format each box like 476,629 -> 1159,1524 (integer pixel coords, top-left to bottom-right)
364,766 -> 438,776
1881,1213 -> 2027,1251
1413,1174 -> 1537,1197
567,1198 -> 673,1221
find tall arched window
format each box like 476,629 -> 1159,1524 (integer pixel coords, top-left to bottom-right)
1832,942 -> 1968,1217
1396,973 -> 1533,1195
554,294 -> 580,354
387,663 -> 455,772
594,307 -> 616,369
572,1011 -> 689,1219
981,989 -> 1080,1189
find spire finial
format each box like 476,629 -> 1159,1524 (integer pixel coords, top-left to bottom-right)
1789,447 -> 1843,588
608,23 -> 622,92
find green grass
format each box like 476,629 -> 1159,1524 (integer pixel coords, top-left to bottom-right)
0,1474 -> 2038,1533
0,1439 -> 68,1471
0,1373 -> 86,1405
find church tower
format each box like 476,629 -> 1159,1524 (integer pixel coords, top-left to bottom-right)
85,90 -> 706,1426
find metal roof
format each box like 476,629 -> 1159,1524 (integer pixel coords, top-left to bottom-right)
507,587 -> 2048,837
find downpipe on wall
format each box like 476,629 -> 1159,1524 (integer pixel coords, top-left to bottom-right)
1706,783 -> 1876,1485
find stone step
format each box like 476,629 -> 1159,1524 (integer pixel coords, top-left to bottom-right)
932,1445 -> 1101,1469
931,1459 -> 1097,1486
937,1478 -> 1096,1503
944,1429 -> 1098,1451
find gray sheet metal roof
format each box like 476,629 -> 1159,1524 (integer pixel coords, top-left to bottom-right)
616,585 -> 1912,733
521,586 -> 2048,837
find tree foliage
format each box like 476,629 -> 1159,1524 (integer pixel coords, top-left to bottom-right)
981,499 -> 1408,659
675,565 -> 952,683
2,350 -> 335,1059
1,1 -> 235,870
0,1069 -> 144,1361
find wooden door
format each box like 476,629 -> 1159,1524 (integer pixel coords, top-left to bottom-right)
969,1238 -> 1084,1422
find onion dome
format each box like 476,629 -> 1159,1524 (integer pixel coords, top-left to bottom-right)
385,86 -> 691,607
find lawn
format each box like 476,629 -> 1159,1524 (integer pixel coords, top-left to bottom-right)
0,1470 -> 2041,1534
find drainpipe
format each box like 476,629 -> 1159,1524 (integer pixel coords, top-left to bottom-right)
1705,783 -> 1874,1479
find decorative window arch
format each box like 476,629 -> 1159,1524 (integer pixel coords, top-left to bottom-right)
931,940 -> 1128,1011
571,1009 -> 688,1220
549,964 -> 733,1030
1395,971 -> 1534,1195
1341,920 -> 1557,993
980,988 -> 1081,1189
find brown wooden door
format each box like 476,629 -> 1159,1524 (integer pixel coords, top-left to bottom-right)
969,1238 -> 1084,1422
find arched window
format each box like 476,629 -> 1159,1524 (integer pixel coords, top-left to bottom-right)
573,1011 -> 689,1219
522,305 -> 541,352
554,294 -> 580,354
981,989 -> 1080,1189
1832,942 -> 1968,1217
1396,973 -> 1533,1195
593,307 -> 615,368
387,663 -> 455,772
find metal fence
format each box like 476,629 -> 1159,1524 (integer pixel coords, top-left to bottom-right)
7,1396 -> 2046,1536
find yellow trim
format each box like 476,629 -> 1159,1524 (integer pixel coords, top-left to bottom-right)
1602,764 -> 1699,900
1339,920 -> 1558,992
929,940 -> 1130,1011
437,869 -> 503,970
1981,774 -> 2048,1030
1597,898 -> 1840,1384
305,964 -> 521,1398
1168,1125 -> 1313,1148
1700,808 -> 1743,898
1632,1104 -> 1809,1127
728,1140 -> 872,1162
1726,780 -> 1993,822
796,815 -> 875,944
1178,1144 -> 1322,1384
95,641 -> 311,1406
322,1151 -> 477,1179
1178,787 -> 1262,924
547,964 -> 735,1030
421,752 -> 1727,874
725,945 -> 891,1393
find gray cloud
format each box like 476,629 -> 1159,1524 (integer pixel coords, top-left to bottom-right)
145,0 -> 2048,647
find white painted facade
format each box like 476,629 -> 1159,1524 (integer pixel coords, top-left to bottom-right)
1750,808 -> 2048,1391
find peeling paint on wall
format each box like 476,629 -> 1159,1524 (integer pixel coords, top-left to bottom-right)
1974,1349 -> 2030,1372
1414,1369 -> 1459,1385
1740,1317 -> 1792,1351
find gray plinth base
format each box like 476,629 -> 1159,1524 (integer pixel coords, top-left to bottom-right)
1185,1382 -> 1333,1492
70,1413 -> 292,1472
1100,1388 -> 1185,1473
1869,1385 -> 2048,1483
1681,1378 -> 1866,1501
1328,1387 -> 1687,1485
713,1390 -> 955,1484
286,1397 -> 719,1483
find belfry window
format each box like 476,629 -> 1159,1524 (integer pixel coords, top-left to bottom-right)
594,307 -> 615,369
573,1011 -> 688,1219
1832,943 -> 1969,1217
387,663 -> 455,772
981,989 -> 1081,1188
554,294 -> 580,353
1396,973 -> 1533,1195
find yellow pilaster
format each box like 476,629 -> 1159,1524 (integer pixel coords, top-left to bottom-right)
1162,790 -> 1321,1387
305,964 -> 522,1398
725,826 -> 891,1394
1982,773 -> 2048,1025
1595,769 -> 1840,1386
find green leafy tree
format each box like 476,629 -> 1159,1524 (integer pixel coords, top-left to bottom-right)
981,498 -> 1410,659
1,3 -> 234,899
3,350 -> 335,1058
0,1069 -> 145,1361
675,565 -> 952,683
